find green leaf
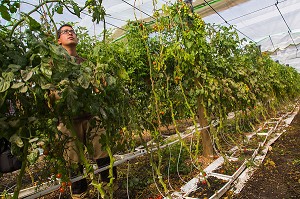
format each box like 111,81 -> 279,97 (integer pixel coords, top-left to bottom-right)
40,62 -> 52,79
35,75 -> 50,90
0,117 -> 9,130
21,70 -> 33,82
8,64 -> 21,72
73,4 -> 80,17
117,67 -> 129,80
0,5 -> 11,21
13,2 -> 20,9
4,41 -> 14,48
27,15 -> 41,31
56,5 -> 63,14
0,77 -> 10,92
106,76 -> 116,86
186,41 -> 193,49
28,117 -> 37,123
11,82 -> 25,89
2,72 -> 14,82
0,91 -> 8,108
41,84 -> 52,90
78,74 -> 90,89
49,44 -> 69,57
30,54 -> 41,67
9,5 -> 17,13
27,149 -> 39,164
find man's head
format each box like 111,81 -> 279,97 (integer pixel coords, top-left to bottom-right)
57,24 -> 78,47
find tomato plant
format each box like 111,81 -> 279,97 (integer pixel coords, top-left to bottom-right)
0,1 -> 300,199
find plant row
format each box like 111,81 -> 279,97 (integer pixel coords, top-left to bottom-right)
0,0 -> 300,198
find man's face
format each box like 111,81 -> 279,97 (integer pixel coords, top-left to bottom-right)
57,26 -> 78,47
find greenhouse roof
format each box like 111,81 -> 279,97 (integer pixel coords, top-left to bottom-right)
1,0 -> 300,71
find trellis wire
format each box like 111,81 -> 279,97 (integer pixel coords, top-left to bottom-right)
126,160 -> 130,199
176,142 -> 188,184
167,144 -> 175,191
150,150 -> 165,198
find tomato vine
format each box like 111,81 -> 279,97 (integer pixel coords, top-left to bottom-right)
0,1 -> 300,198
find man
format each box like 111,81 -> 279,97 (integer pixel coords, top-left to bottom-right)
56,24 -> 117,197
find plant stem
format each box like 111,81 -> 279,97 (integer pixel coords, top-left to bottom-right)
44,3 -> 58,39
9,0 -> 94,40
13,141 -> 29,199
9,0 -> 60,40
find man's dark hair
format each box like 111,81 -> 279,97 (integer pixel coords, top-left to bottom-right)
57,24 -> 73,39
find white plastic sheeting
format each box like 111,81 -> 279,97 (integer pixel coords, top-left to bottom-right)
202,0 -> 300,71
75,0 -> 167,35
1,0 -> 300,71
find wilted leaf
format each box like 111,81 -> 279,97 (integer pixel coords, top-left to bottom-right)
27,149 -> 39,164
40,62 -> 52,79
41,83 -> 53,90
99,108 -> 107,120
9,134 -> 24,148
11,82 -> 25,89
21,70 -> 33,81
78,74 -> 90,89
29,137 -> 39,143
264,159 -> 276,167
8,64 -> 21,72
20,85 -> 28,93
58,79 -> 70,86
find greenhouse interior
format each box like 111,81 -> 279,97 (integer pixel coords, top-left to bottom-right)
1,0 -> 300,199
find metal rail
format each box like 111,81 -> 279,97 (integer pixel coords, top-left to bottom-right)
171,104 -> 299,199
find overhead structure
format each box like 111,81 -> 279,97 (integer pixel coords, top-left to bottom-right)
201,0 -> 300,71
1,0 -> 300,71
